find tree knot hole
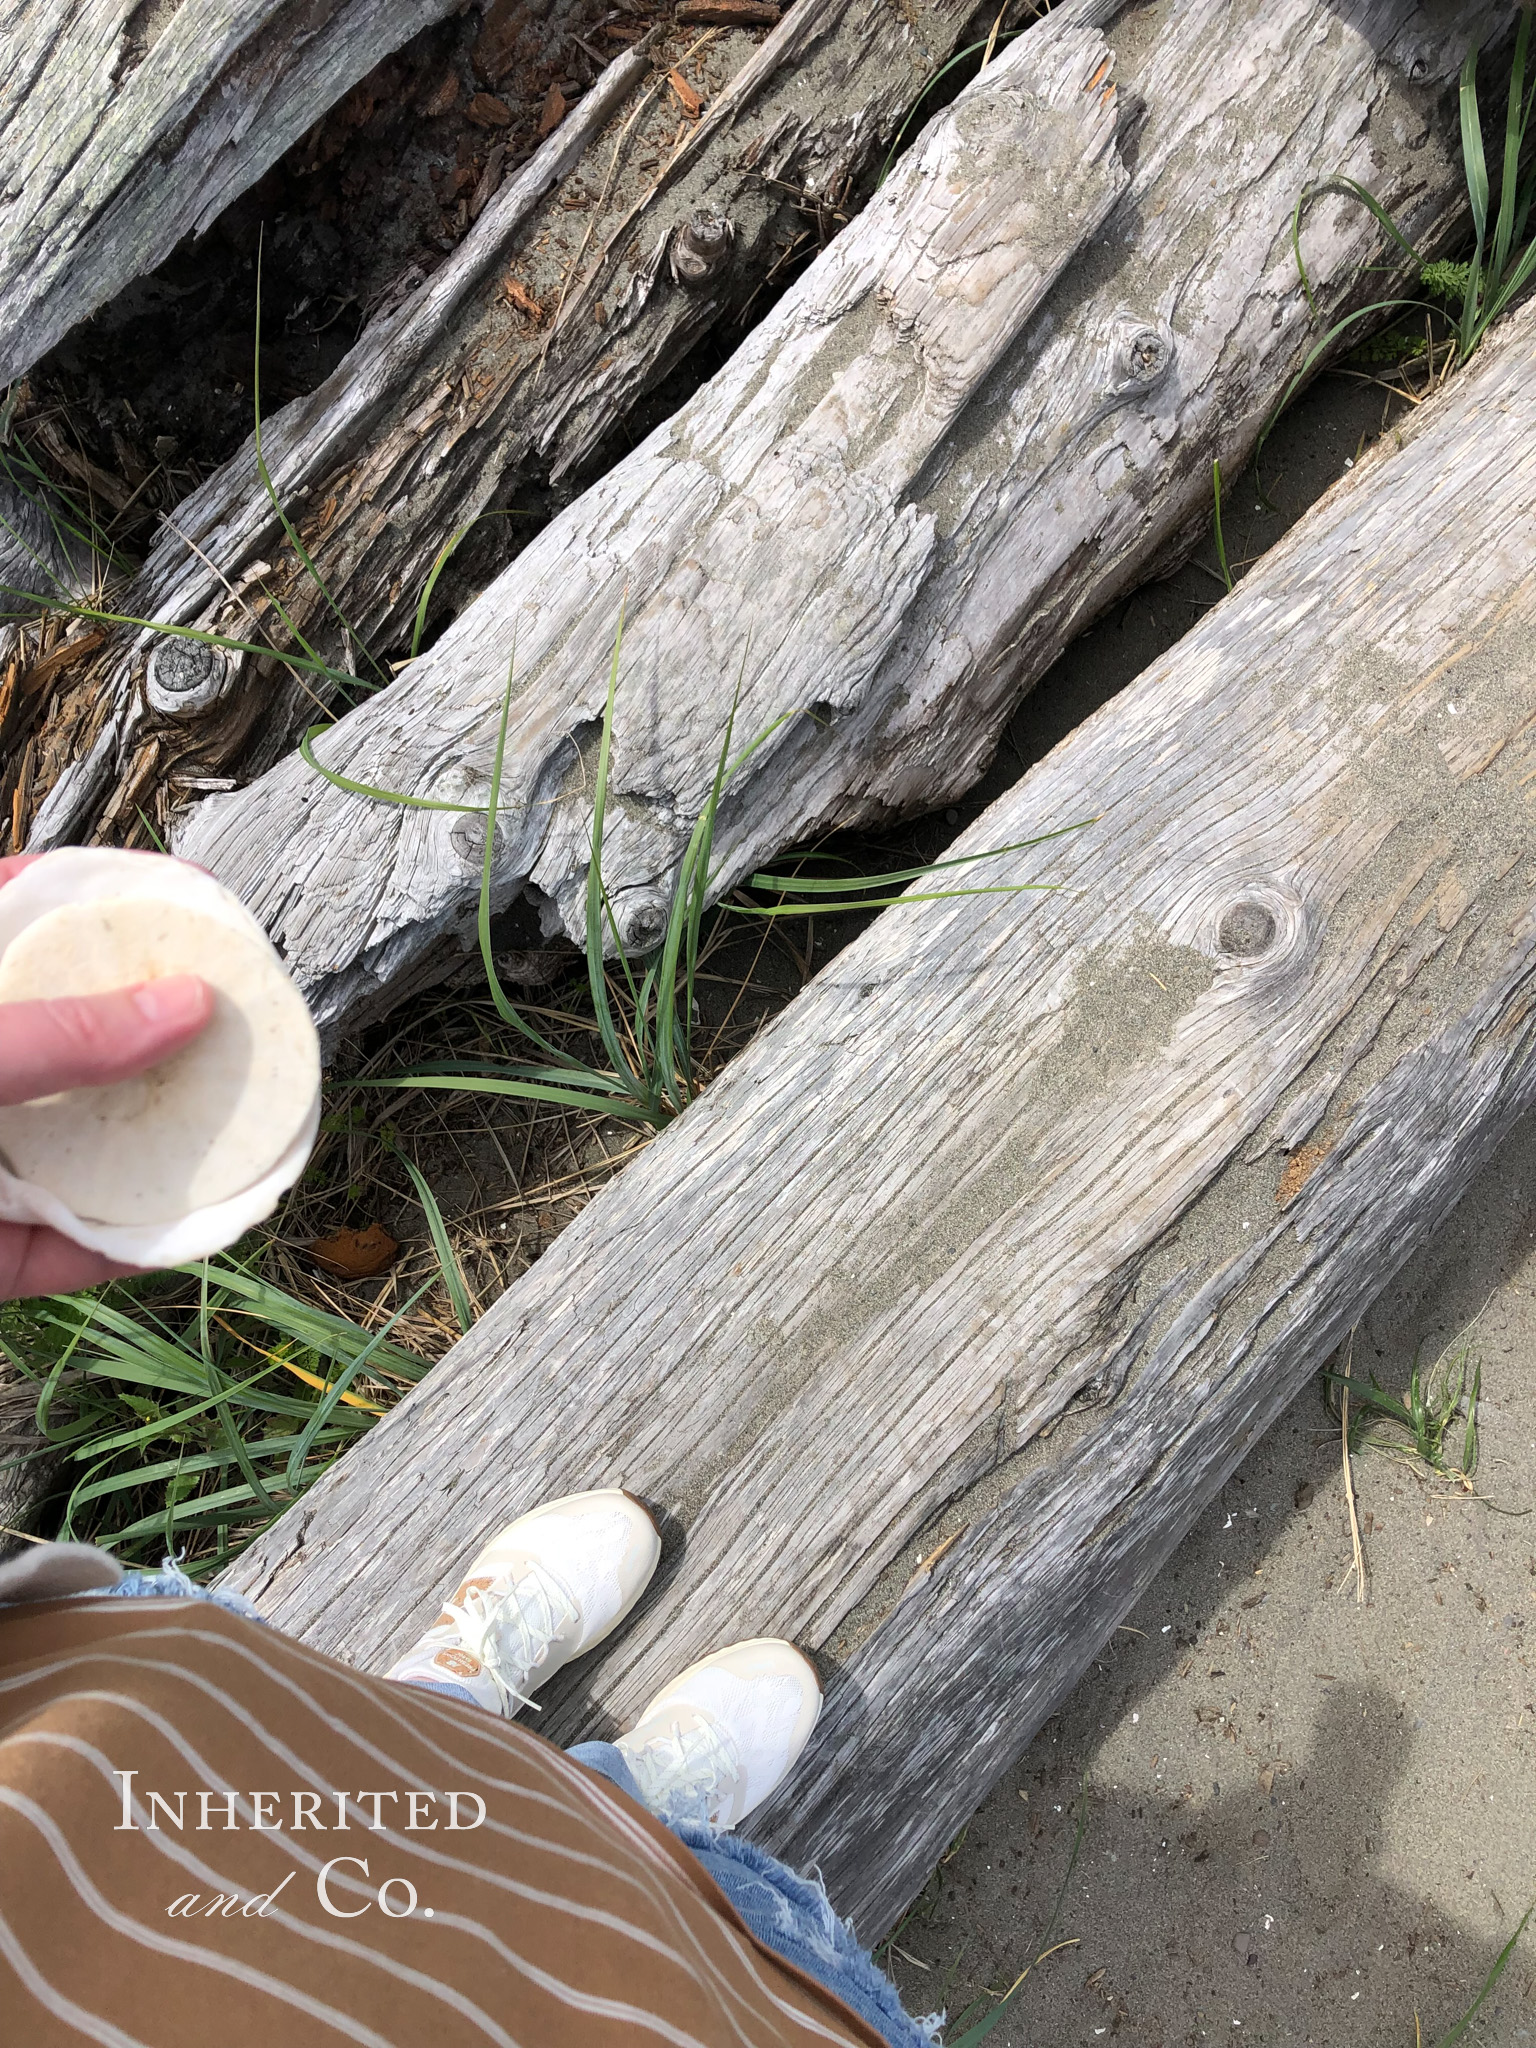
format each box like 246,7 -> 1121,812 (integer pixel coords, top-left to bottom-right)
450,814 -> 508,869
1218,899 -> 1278,960
144,638 -> 239,718
671,209 -> 735,287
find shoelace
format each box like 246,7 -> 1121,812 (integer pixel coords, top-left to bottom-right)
625,1713 -> 742,1826
441,1563 -> 579,1715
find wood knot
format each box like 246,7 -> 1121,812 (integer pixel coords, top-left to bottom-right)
449,815 -> 506,869
1217,900 -> 1277,959
670,209 -> 734,287
620,898 -> 668,950
144,638 -> 239,718
1114,323 -> 1174,395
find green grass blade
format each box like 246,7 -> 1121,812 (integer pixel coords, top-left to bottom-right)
1492,17 -> 1530,287
1212,458 -> 1233,591
469,652 -> 600,1073
1433,1901 -> 1534,2048
412,520 -> 477,660
393,1155 -> 475,1335
1321,1370 -> 1413,1430
367,1057 -> 639,1096
0,587 -> 361,688
299,725 -> 489,812
1477,230 -> 1536,337
283,1275 -> 437,1489
68,1435 -> 357,1508
192,1262 -> 426,1378
1257,298 -> 1432,457
875,35 -> 1019,188
0,436 -> 133,579
1462,1360 -> 1482,1478
749,823 -> 1093,895
357,1072 -> 654,1118
1461,41 -> 1490,254
658,680 -> 742,1115
208,1365 -> 281,1519
946,1781 -> 1090,2048
1290,186 -> 1318,314
62,1357 -> 284,1460
734,885 -> 1056,917
407,512 -> 529,660
584,607 -> 643,1089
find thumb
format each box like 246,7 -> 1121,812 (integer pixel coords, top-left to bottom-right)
0,977 -> 215,1108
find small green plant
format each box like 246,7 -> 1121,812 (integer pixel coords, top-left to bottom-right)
0,1254 -> 442,1576
1322,1341 -> 1482,1483
942,1780 -> 1089,2047
1266,20 -> 1536,449
1430,1901 -> 1535,2047
302,615 -> 1086,1132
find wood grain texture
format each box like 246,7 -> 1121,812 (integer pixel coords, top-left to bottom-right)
0,0 -> 462,388
175,0 -> 1502,1038
28,0 -> 996,846
224,293 -> 1536,1930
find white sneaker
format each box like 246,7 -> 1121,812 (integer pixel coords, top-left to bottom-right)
614,1638 -> 821,1829
387,1489 -> 660,1716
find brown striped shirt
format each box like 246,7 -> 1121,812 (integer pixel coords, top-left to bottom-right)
0,1597 -> 876,2046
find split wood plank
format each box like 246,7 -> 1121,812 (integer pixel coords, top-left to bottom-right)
26,0 -> 1005,846
0,0 -> 463,389
226,291 -> 1536,1930
177,0 -> 1503,1038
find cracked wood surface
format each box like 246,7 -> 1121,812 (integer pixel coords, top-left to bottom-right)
27,0 -> 996,847
225,293 -> 1536,1931
0,0 -> 463,389
174,0 -> 1503,1037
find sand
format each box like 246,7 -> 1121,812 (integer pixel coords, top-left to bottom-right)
884,1106 -> 1536,2046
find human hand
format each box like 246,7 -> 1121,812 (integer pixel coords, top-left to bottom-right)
0,855 -> 215,1299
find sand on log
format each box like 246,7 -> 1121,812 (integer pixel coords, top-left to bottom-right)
223,286 -> 1536,1931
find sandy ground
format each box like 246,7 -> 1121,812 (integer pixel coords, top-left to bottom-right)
882,1108 -> 1536,2048
876,374 -> 1536,2048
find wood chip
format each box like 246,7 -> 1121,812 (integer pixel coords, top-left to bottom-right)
669,69 -> 702,119
469,143 -> 507,223
307,1223 -> 400,1280
420,71 -> 461,118
465,91 -> 513,128
537,83 -> 567,137
19,628 -> 106,698
472,0 -> 523,83
675,0 -> 779,20
502,276 -> 545,323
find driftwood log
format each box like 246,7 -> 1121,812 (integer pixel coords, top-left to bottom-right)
0,0 -> 467,389
174,0 -> 1501,1037
23,0 -> 1017,847
226,292 -> 1536,1931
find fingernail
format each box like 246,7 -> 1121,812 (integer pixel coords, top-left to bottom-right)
130,975 -> 210,1027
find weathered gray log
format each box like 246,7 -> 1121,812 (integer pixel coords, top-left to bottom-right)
225,290 -> 1536,1931
0,0 -> 466,389
173,0 -> 1504,1037
25,0 -> 1011,846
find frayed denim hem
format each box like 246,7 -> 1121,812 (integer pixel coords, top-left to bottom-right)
568,1744 -> 933,2044
672,1820 -> 942,2048
91,1557 -> 267,1626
